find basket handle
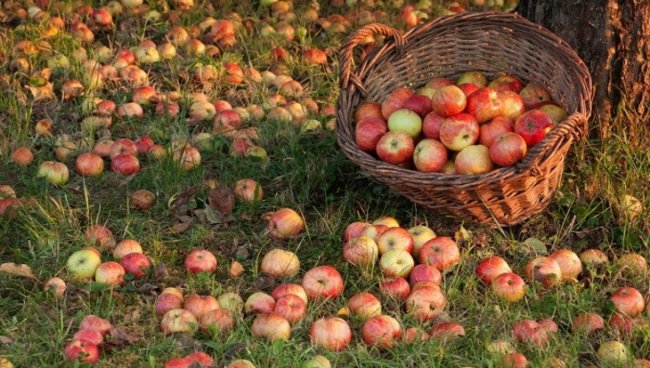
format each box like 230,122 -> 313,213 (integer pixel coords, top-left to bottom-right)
339,23 -> 406,96
516,112 -> 588,175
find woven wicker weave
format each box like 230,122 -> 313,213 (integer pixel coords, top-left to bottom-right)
336,12 -> 593,226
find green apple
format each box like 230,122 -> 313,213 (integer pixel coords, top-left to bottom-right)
302,355 -> 331,368
387,109 -> 422,138
38,161 -> 69,186
67,249 -> 102,279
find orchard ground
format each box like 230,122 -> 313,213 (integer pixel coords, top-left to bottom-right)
0,1 -> 649,367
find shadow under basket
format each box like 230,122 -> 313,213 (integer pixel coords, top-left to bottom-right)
336,12 -> 593,227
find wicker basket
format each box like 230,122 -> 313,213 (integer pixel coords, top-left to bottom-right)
336,12 -> 593,226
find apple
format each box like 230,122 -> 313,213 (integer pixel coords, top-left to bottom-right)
377,228 -> 414,255
302,266 -> 344,299
489,132 -> 527,167
117,102 -> 144,118
135,135 -> 155,154
67,249 -> 101,279
343,221 -> 371,241
184,249 -> 218,274
11,147 -> 33,166
479,116 -> 514,147
343,236 -> 379,270
596,341 -> 629,366
252,313 -> 291,341
173,146 -> 201,171
579,249 -> 609,267
486,339 -> 515,355
35,119 -> 54,136
272,284 -> 308,305
218,293 -> 244,315
609,287 -> 645,317
439,113 -> 479,151
455,145 -> 494,175
165,352 -> 214,368
189,101 -> 216,121
492,272 -> 526,302
155,293 -> 184,316
405,286 -> 446,321
422,112 -> 444,140
637,359 -> 650,368
381,87 -> 413,119
44,277 -> 66,297
379,277 -> 411,301
424,77 -> 454,91
539,104 -> 569,125
499,91 -> 526,122
73,329 -> 103,346
572,312 -> 605,335
429,322 -> 465,340
511,319 -> 548,346
301,355 -> 331,368
234,179 -> 263,202
119,253 -> 151,278
260,249 -> 300,278
402,327 -> 430,344
355,117 -> 387,152
373,216 -> 400,228
549,249 -> 582,281
273,294 -> 306,324
75,152 -> 104,177
267,208 -> 305,239
519,84 -> 551,109
380,250 -> 415,278
538,319 -> 558,334
402,94 -> 433,117
419,236 -> 460,272
199,308 -> 234,335
497,353 -> 528,368
113,239 -> 143,259
514,110 -> 553,147
362,315 -> 402,349
525,257 -> 562,287
431,85 -> 467,117
476,256 -> 512,284
387,109 -> 422,138
37,161 -> 69,185
457,71 -> 487,87
347,292 -> 382,320
608,314 -> 638,337
245,292 -> 276,314
64,339 -> 99,364
79,315 -> 112,336
226,360 -> 256,368
376,132 -> 415,164
615,253 -> 647,276
94,261 -> 125,286
111,154 -> 140,175
309,317 -> 352,351
93,140 -> 114,158
466,87 -> 501,123
413,139 -> 448,173
488,74 -> 523,93
407,226 -> 436,257
409,264 -> 442,287
161,308 -> 198,334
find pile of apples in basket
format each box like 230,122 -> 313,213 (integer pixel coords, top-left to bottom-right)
354,71 -> 568,174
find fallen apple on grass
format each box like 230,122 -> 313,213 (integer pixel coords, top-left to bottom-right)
309,317 -> 352,351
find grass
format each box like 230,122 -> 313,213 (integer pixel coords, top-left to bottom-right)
1,0 -> 649,367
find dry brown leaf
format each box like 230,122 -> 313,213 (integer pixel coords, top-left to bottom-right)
168,186 -> 199,214
229,261 -> 244,278
154,262 -> 169,280
106,327 -> 142,348
0,336 -> 13,345
0,263 -> 37,280
171,222 -> 192,234
26,82 -> 54,101
208,187 -> 234,215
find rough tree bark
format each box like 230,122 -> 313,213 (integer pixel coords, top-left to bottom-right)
517,0 -> 650,141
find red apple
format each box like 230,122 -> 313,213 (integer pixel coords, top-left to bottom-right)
274,294 -> 306,324
75,152 -> 104,176
608,314 -> 638,336
419,236 -> 460,272
387,108 -> 422,138
184,249 -> 217,274
405,286 -> 446,321
360,224 -> 390,242
252,313 -> 291,341
572,312 -> 605,335
44,277 -> 67,297
476,256 -> 512,284
519,84 -> 551,109
413,139 -> 448,173
479,116 -> 514,147
94,261 -> 125,286
267,208 -> 305,239
525,257 -> 562,287
514,110 -> 553,147
377,228 -> 414,255
455,145 -> 494,175
119,252 -> 151,279
431,85 -> 467,117
361,315 -> 402,349
245,292 -> 276,314
272,284 -> 308,305
200,308 -> 235,335
376,132 -> 415,164
161,308 -> 198,334
403,327 -> 430,343
609,287 -> 645,317
458,83 -> 480,97
113,239 -> 143,259
379,277 -> 411,301
457,71 -> 487,87
234,179 -> 263,202
184,294 -> 220,319
355,117 -> 387,152
379,250 -> 415,278
302,265 -> 344,299
439,113 -> 479,151
111,153 -> 140,175
343,221 -> 370,241
489,132 -> 527,167
64,339 -> 99,364
429,322 -> 465,340
381,87 -> 413,119
498,352 -> 528,368
93,140 -> 114,158
117,102 -> 144,118
403,94 -> 433,117
347,292 -> 382,320
538,319 -> 558,334
422,112 -> 445,140
155,293 -> 184,316
488,74 -> 523,93
492,272 -> 526,302
549,249 -> 582,281
499,91 -> 526,122
343,236 -> 379,270
79,315 -> 112,336
309,317 -> 352,351
11,147 -> 34,166
73,329 -> 103,346
511,319 -> 548,346
409,264 -> 442,287
260,248 -> 300,278
466,87 -> 501,123
135,135 -> 154,154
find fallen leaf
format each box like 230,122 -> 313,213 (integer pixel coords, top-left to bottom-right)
154,263 -> 169,280
168,186 -> 199,214
522,237 -> 547,255
253,275 -> 275,291
171,222 -> 191,234
220,342 -> 246,361
0,263 -> 37,280
208,187 -> 234,215
26,82 -> 54,101
175,335 -> 202,351
229,261 -> 244,278
0,335 -> 13,344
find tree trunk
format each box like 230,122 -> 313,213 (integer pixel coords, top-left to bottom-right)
517,0 -> 650,141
